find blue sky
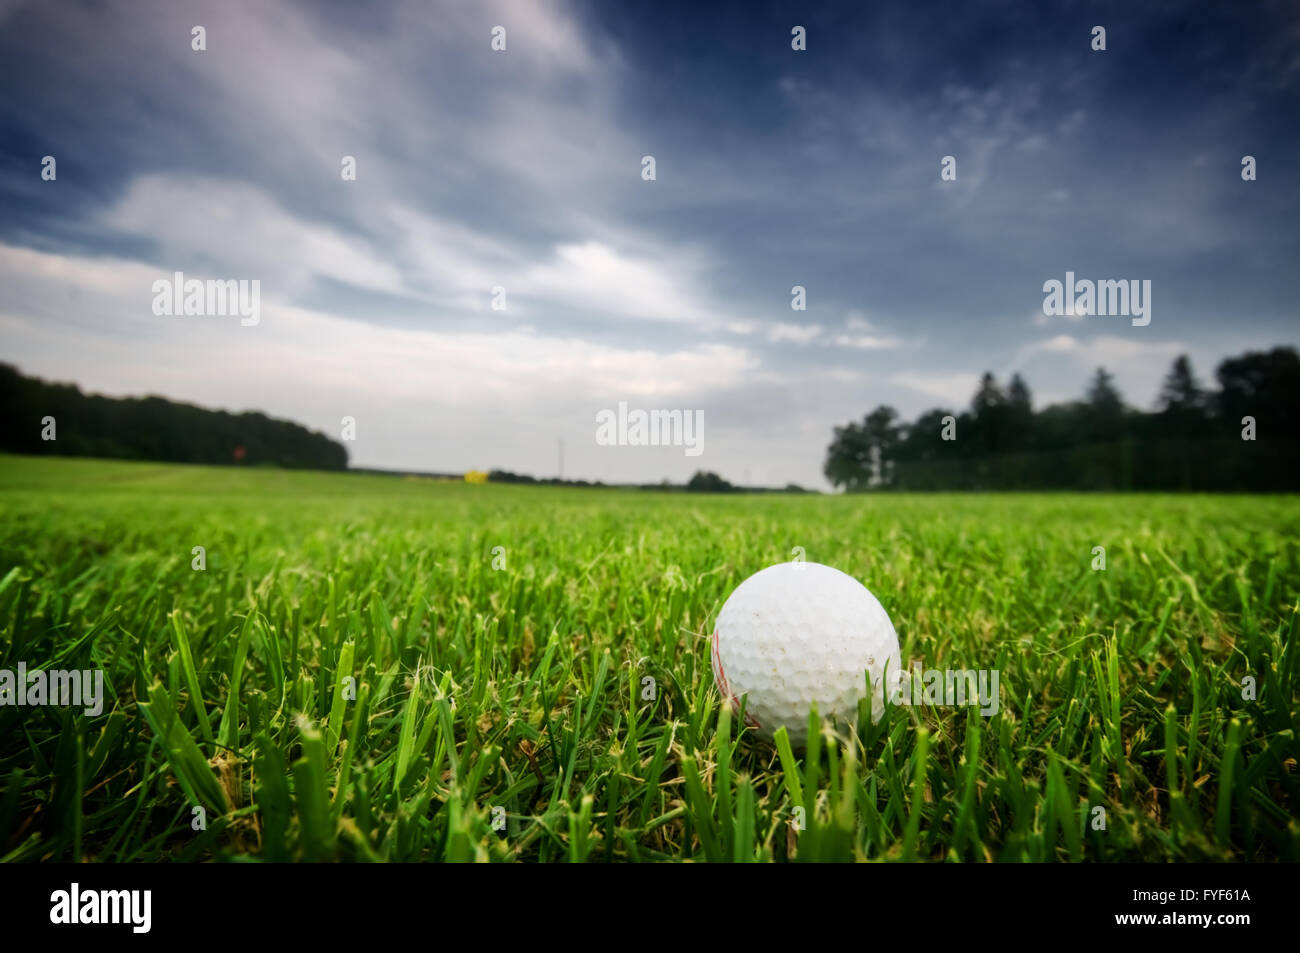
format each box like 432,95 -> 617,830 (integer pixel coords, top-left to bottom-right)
1,0 -> 1297,486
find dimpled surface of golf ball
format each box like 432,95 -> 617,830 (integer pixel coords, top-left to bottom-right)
711,561 -> 900,748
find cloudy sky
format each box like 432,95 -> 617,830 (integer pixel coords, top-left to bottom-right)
1,0 -> 1297,487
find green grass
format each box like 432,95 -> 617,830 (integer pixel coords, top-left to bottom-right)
0,453 -> 1296,862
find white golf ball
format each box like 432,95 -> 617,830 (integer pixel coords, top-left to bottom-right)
710,561 -> 900,748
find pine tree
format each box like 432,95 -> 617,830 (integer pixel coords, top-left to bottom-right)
1006,373 -> 1034,449
1084,367 -> 1126,442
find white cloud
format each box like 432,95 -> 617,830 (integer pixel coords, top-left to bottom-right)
763,316 -> 900,349
769,322 -> 823,344
521,240 -> 719,324
1031,334 -> 1084,353
382,204 -> 518,304
477,0 -> 600,74
0,241 -> 760,472
832,334 -> 901,350
101,175 -> 406,299
890,371 -> 978,408
1015,333 -> 1186,368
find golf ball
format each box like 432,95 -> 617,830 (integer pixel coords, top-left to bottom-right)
711,561 -> 900,748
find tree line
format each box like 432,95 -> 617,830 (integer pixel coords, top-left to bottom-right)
825,347 -> 1300,491
489,468 -> 813,493
0,363 -> 348,470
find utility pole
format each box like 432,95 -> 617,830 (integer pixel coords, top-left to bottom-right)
558,439 -> 564,481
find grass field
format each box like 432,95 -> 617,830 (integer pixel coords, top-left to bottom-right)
0,453 -> 1296,862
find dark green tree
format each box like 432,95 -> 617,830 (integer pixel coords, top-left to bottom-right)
686,470 -> 735,492
969,372 -> 1010,455
0,364 -> 348,470
824,419 -> 869,490
828,349 -> 1299,491
1156,355 -> 1210,437
1083,367 -> 1126,442
824,406 -> 901,491
1005,372 -> 1034,450
1215,346 -> 1300,438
